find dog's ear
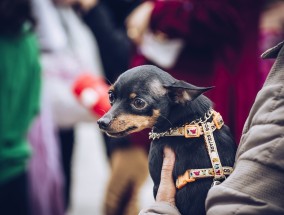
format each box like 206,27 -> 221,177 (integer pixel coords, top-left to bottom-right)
163,81 -> 214,103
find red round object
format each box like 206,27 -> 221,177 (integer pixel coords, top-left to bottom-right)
73,74 -> 111,117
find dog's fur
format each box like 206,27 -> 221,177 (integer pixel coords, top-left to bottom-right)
98,65 -> 237,215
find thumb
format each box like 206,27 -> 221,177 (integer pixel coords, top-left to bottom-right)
156,146 -> 176,205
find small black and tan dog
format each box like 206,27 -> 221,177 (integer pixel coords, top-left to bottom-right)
98,65 -> 236,215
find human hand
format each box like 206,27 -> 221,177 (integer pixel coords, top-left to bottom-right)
126,1 -> 154,44
53,0 -> 76,6
76,0 -> 98,11
156,147 -> 176,206
53,0 -> 98,11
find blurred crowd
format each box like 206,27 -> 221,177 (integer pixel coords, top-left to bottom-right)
0,0 -> 283,215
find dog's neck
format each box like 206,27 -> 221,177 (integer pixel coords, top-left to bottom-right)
154,95 -> 212,132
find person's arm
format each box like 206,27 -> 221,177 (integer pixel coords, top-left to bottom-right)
206,41 -> 284,215
139,147 -> 181,215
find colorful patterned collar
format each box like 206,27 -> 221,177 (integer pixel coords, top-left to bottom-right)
149,108 -> 222,140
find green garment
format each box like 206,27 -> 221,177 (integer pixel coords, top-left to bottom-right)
0,28 -> 41,184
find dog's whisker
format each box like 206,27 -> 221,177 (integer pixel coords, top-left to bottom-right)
159,114 -> 173,127
97,108 -> 107,114
103,77 -> 113,86
152,126 -> 158,131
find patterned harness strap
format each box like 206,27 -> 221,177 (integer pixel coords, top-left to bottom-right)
149,109 -> 234,189
176,166 -> 233,189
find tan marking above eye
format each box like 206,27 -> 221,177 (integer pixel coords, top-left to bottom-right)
130,93 -> 137,99
150,79 -> 167,96
109,85 -> 114,92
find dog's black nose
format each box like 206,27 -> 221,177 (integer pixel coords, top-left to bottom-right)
97,118 -> 111,130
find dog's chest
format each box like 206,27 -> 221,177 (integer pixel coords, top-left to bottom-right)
148,137 -> 212,185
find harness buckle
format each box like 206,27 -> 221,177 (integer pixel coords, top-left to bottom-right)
184,125 -> 200,138
211,175 -> 226,187
213,112 -> 224,129
211,180 -> 221,187
176,170 -> 195,189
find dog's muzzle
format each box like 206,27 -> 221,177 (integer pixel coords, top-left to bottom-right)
97,117 -> 111,130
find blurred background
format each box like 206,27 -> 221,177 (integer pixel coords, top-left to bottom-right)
0,0 -> 283,215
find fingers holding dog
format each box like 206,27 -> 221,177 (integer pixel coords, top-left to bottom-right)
156,147 -> 176,206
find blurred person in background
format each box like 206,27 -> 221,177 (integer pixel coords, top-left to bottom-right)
79,0 -> 142,84
259,0 -> 284,83
0,0 -> 41,214
75,0 -> 144,161
127,0 -> 263,144
74,1 -> 150,215
28,0 -> 104,214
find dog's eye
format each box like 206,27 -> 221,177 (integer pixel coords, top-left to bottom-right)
109,91 -> 115,104
132,98 -> 147,110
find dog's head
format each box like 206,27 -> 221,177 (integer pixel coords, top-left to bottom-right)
97,65 -> 212,137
